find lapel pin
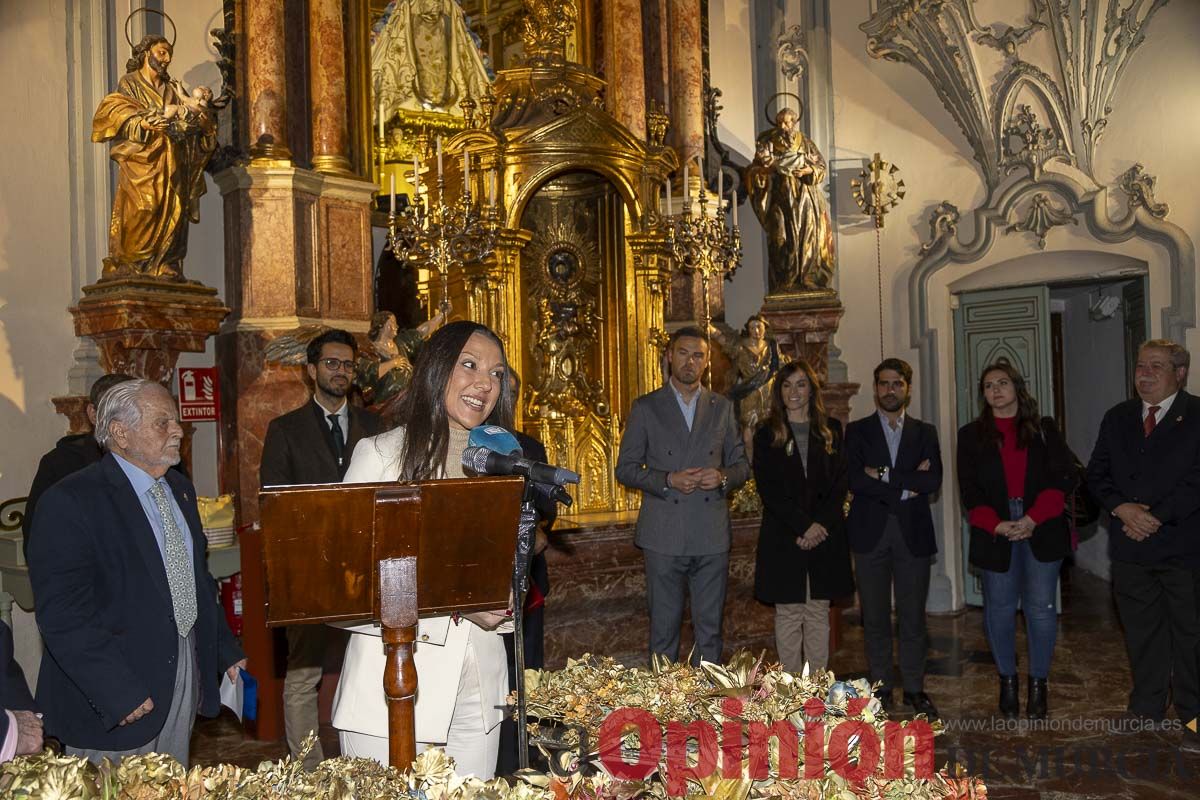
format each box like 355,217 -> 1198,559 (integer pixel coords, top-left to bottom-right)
1177,416 -> 1184,423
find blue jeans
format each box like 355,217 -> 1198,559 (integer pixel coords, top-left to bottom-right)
981,532 -> 1062,679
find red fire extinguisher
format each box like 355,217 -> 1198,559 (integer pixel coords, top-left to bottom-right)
221,573 -> 243,637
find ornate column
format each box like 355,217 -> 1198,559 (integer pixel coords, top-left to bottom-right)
464,229 -> 532,358
667,0 -> 703,168
759,303 -> 859,424
246,0 -> 291,161
309,0 -> 352,174
626,232 -> 673,401
603,0 -> 647,139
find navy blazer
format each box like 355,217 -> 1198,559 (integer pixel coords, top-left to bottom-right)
844,412 -> 943,556
1087,391 -> 1200,566
29,454 -> 243,751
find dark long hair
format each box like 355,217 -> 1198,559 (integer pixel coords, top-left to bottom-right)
975,360 -> 1040,448
392,320 -> 514,480
764,360 -> 833,454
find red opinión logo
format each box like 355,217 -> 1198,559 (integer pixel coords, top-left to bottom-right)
598,698 -> 936,795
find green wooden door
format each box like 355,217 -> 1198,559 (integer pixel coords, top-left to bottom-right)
953,286 -> 1054,606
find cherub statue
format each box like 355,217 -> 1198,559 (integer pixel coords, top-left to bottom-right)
711,314 -> 788,460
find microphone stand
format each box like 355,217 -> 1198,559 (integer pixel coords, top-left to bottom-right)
511,484 -> 538,771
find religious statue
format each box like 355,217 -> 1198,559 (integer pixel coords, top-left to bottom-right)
372,0 -> 491,117
744,105 -> 835,294
713,315 -> 788,458
527,296 -> 608,420
92,35 -> 217,280
354,309 -> 445,415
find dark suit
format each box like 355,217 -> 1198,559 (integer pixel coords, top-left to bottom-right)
615,384 -> 749,664
260,399 -> 382,767
1087,391 -> 1200,721
0,620 -> 36,756
260,400 -> 383,487
845,412 -> 942,693
22,434 -> 102,562
752,420 -> 853,604
29,455 -> 243,752
957,419 -> 1073,572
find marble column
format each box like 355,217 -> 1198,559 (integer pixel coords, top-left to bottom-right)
309,0 -> 352,174
603,0 -> 647,139
667,0 -> 703,169
246,0 -> 291,161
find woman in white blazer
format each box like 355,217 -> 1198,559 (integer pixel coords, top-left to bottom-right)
334,321 -> 514,777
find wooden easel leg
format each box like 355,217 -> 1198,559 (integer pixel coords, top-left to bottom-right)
380,557 -> 419,769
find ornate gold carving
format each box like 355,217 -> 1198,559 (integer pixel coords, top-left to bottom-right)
646,101 -> 670,148
850,153 -> 906,229
1119,163 -> 1169,219
522,0 -> 577,65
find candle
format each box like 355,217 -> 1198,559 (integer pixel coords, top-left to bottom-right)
413,154 -> 420,195
489,170 -> 497,206
378,97 -> 385,140
732,194 -> 738,227
663,178 -> 672,216
436,136 -> 443,179
717,167 -> 723,207
389,174 -> 396,214
463,148 -> 470,195
683,163 -> 689,206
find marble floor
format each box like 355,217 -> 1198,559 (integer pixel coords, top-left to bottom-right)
191,567 -> 1199,798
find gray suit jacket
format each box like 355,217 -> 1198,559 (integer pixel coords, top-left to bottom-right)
615,384 -> 749,556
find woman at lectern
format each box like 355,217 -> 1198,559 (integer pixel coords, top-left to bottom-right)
334,320 -> 514,776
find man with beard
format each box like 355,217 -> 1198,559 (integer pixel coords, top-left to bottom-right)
616,327 -> 749,665
30,381 -> 244,765
845,358 -> 942,718
260,329 -> 382,768
92,35 -> 216,279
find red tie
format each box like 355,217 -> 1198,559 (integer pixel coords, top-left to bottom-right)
1144,406 -> 1161,437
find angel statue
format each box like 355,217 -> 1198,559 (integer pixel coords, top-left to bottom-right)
711,314 -> 788,460
264,310 -> 444,423
92,33 -> 216,280
744,102 -> 835,294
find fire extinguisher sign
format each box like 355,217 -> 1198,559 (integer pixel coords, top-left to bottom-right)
177,367 -> 220,422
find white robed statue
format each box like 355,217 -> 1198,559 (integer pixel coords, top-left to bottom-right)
372,0 -> 490,117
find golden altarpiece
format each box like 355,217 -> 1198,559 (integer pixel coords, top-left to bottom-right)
375,3 -> 677,514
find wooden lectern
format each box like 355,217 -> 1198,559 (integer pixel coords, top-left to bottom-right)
258,476 -> 524,768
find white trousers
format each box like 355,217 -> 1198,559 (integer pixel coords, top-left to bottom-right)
338,632 -> 500,779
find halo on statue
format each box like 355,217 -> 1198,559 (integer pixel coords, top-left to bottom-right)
763,92 -> 804,127
124,8 -> 177,49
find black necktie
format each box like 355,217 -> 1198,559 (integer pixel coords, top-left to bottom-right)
328,413 -> 345,464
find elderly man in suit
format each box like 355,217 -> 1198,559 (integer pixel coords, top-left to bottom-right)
616,326 -> 750,666
845,358 -> 942,719
260,327 -> 383,768
1088,339 -> 1200,748
29,379 -> 244,766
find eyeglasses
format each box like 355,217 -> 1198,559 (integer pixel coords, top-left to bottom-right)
319,358 -> 355,372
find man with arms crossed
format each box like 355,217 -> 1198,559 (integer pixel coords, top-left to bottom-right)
845,358 -> 942,718
616,327 -> 749,665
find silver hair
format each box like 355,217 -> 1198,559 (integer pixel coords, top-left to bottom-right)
94,378 -> 159,450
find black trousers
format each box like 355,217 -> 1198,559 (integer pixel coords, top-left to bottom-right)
854,515 -> 932,694
1112,559 -> 1200,722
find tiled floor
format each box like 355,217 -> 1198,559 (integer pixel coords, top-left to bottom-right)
191,567 -> 1200,798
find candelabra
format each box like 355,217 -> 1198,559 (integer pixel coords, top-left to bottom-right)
385,145 -> 501,315
663,175 -> 742,335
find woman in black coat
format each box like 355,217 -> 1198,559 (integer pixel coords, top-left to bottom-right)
957,360 -> 1073,721
753,360 -> 853,673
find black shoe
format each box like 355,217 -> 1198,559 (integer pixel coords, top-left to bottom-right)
903,691 -> 939,719
1027,676 -> 1047,720
873,688 -> 894,714
998,675 -> 1019,720
1109,710 -> 1165,736
1181,730 -> 1200,755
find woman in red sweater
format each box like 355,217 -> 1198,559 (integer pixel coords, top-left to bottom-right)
956,361 -> 1073,720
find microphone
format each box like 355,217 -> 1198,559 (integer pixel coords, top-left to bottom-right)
462,446 -> 581,487
464,426 -> 577,506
